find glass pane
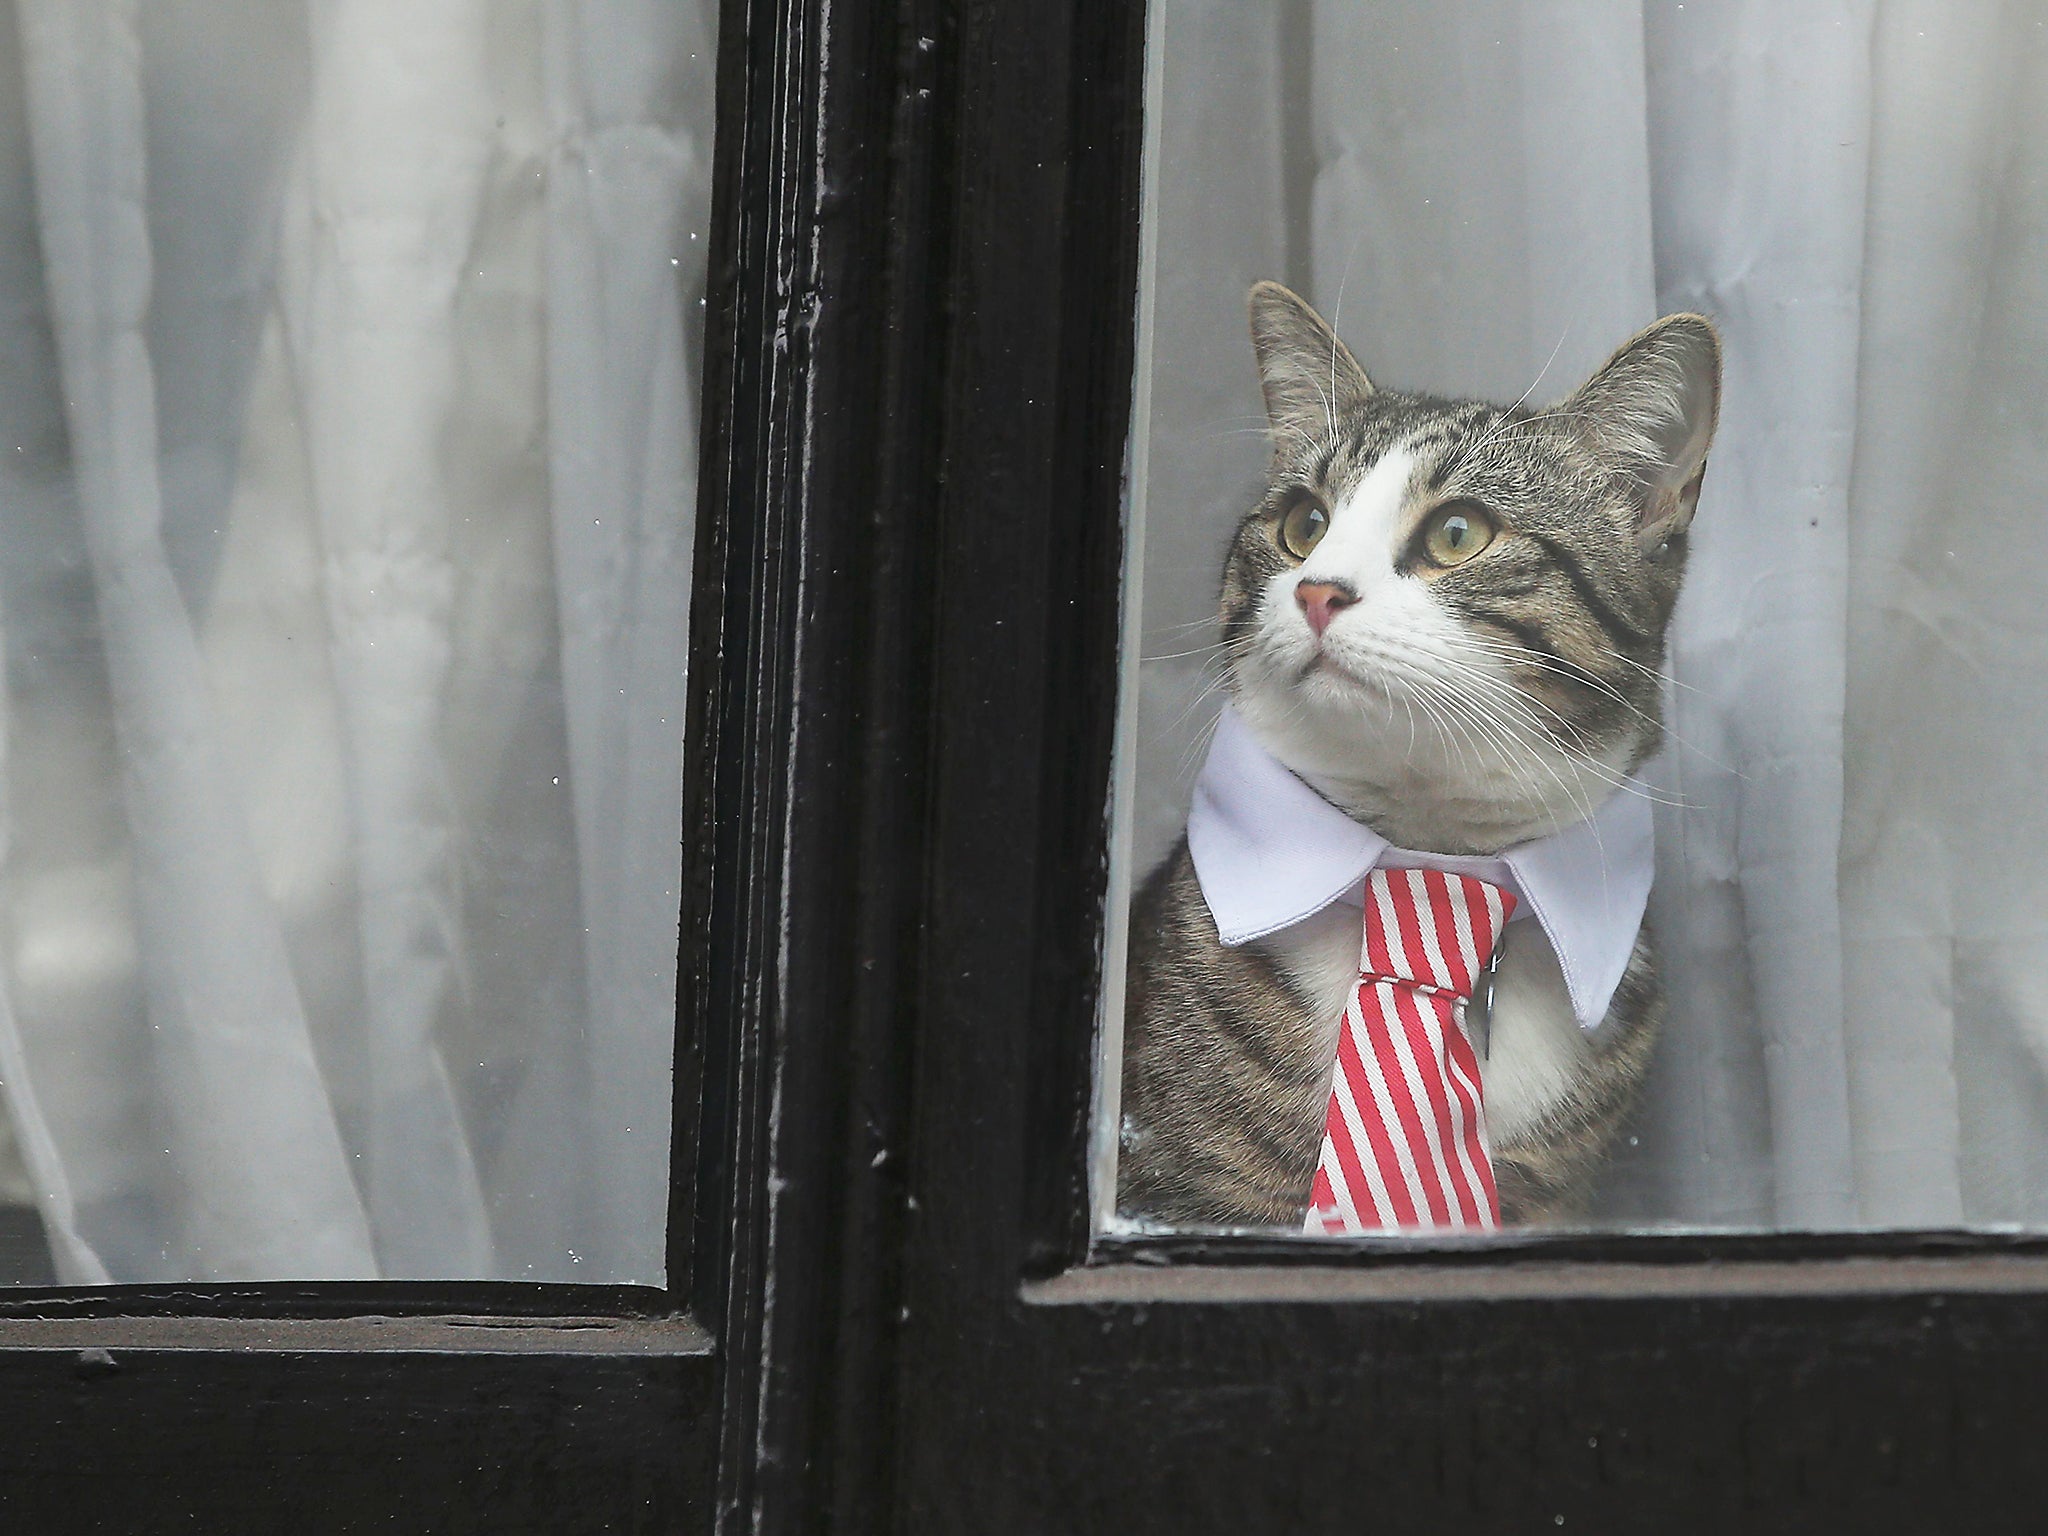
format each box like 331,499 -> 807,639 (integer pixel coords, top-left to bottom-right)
1102,0 -> 2048,1236
0,0 -> 715,1283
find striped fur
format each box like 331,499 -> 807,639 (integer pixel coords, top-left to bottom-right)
1117,283 -> 1716,1228
1120,841 -> 1336,1226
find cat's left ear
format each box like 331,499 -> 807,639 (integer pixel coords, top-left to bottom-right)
1247,281 -> 1374,454
1565,313 -> 1721,554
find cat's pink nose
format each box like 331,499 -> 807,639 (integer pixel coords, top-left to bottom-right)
1295,581 -> 1357,638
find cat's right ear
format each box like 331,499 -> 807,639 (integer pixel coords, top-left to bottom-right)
1247,280 -> 1373,454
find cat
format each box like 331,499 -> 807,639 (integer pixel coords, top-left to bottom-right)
1116,281 -> 1719,1228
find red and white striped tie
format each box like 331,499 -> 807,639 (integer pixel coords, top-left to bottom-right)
1304,868 -> 1516,1234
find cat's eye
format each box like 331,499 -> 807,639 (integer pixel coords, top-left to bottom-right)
1276,494 -> 1330,559
1420,502 -> 1498,567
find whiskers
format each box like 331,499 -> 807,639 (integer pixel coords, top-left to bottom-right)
1137,627 -> 1250,785
1141,639 -> 1236,664
1611,649 -> 1708,700
1330,638 -> 1691,824
1461,635 -> 1742,780
1452,325 -> 1574,468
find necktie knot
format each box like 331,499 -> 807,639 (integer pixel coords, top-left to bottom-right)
1360,867 -> 1516,1000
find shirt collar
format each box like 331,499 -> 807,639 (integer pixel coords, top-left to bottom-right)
1185,704 -> 1653,1031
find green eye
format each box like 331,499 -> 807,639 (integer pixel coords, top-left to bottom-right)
1277,495 -> 1329,559
1422,502 -> 1498,567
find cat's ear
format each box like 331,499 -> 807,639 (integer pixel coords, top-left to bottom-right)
1565,313 -> 1721,553
1247,280 -> 1373,453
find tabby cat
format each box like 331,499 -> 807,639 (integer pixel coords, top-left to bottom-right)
1116,282 -> 1720,1228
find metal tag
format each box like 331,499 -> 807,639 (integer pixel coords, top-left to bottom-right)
1465,928 -> 1508,1061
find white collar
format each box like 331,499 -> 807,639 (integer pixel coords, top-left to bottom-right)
1185,705 -> 1653,1031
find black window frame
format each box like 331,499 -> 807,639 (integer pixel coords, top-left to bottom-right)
4,0 -> 2048,1530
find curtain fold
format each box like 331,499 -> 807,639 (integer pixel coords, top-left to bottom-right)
1126,1 -> 1290,884
1634,0 -> 1870,1228
542,0 -> 706,1288
1842,2 -> 2048,1226
16,0 -> 375,1278
277,0 -> 497,1279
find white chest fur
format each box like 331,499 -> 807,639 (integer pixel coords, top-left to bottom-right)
1263,903 -> 1590,1147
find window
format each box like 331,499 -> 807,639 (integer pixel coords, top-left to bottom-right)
0,1 -> 710,1286
1,2 -> 2042,1530
0,0 -> 731,1523
1104,1 -> 2048,1239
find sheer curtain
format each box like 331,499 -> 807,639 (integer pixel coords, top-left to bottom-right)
0,0 -> 713,1282
1123,0 -> 2048,1228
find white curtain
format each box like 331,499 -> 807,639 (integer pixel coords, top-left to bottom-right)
0,0 -> 713,1282
1125,0 -> 2048,1228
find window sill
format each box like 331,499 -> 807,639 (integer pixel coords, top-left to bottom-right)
1027,1230 -> 2048,1303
